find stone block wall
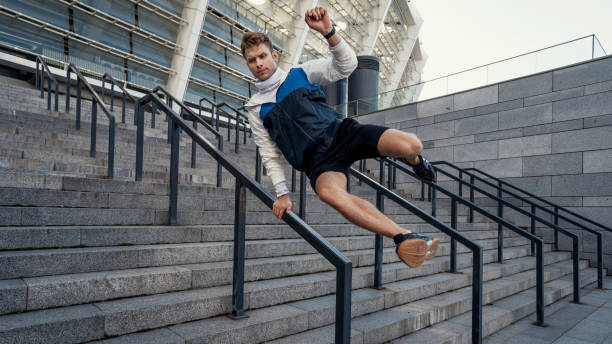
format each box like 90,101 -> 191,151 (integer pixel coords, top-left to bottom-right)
356,55 -> 612,272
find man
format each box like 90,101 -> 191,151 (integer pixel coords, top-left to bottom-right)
242,7 -> 438,268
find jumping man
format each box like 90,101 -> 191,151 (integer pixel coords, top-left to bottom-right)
242,7 -> 439,268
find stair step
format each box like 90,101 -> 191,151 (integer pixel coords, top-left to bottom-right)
0,244 -> 560,314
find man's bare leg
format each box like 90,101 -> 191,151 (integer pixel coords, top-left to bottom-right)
315,171 -> 410,238
316,171 -> 438,267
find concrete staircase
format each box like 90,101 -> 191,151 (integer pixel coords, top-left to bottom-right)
0,78 -> 602,343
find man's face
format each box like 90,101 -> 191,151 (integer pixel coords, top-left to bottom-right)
244,43 -> 279,81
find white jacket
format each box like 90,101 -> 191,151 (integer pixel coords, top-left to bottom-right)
245,37 -> 358,197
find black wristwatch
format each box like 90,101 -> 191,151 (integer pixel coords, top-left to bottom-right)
323,26 -> 336,39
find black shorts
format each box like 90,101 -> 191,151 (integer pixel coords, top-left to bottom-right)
305,117 -> 389,192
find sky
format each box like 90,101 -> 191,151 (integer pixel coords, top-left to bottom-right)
409,0 -> 612,81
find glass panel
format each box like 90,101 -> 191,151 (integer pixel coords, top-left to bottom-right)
447,67 -> 487,94
191,60 -> 220,86
185,82 -> 215,106
138,7 -> 178,42
73,11 -> 130,53
0,0 -> 69,30
132,35 -> 173,68
127,61 -> 167,89
535,37 -> 592,71
80,0 -> 134,25
593,36 -> 607,58
216,92 -> 244,109
198,38 -> 225,64
203,15 -> 232,43
221,72 -> 249,97
68,40 -> 126,80
227,51 -> 250,76
208,0 -> 239,20
148,0 -> 184,16
0,17 -> 65,61
232,29 -> 243,49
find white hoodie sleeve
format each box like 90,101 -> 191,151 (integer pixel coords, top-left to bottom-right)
300,37 -> 358,86
247,106 -> 289,197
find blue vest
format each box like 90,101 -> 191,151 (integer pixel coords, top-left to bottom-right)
259,68 -> 341,171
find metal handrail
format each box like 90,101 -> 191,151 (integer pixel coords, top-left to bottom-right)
64,64 -> 116,179
464,167 -> 612,234
216,102 -> 249,153
135,92 -> 352,343
377,158 -> 546,325
424,161 -> 586,299
198,97 -> 216,126
433,162 -> 605,289
34,56 -> 59,112
144,86 -> 224,187
348,168 -> 484,343
101,73 -> 138,125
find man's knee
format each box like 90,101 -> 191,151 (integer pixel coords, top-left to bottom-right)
317,185 -> 347,207
405,132 -> 423,155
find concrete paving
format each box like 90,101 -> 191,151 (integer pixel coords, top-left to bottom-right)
485,277 -> 612,344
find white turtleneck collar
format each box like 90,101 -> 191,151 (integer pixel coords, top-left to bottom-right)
254,67 -> 286,94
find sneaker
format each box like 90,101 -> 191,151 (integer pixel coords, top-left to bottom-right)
393,232 -> 440,268
400,155 -> 437,183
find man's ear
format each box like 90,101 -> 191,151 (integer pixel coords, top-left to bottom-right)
272,50 -> 279,63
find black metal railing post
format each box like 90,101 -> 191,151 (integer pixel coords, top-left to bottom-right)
235,117 -> 240,153
191,119 -> 198,168
535,241 -> 544,325
597,235 -> 603,288
473,246 -> 483,343
346,171 -> 351,193
76,79 -> 82,130
497,181 -> 503,263
217,138 -> 223,187
531,205 -> 536,256
459,170 -> 463,197
231,179 -> 248,319
47,75 -> 51,111
35,59 -> 40,90
292,167 -> 297,192
110,83 -> 115,111
374,159 -> 385,289
122,92 -> 126,124
255,147 -> 262,183
450,198 -> 457,272
90,101 -> 97,157
136,103 -> 145,181
65,71 -> 70,114
299,171 -> 306,220
336,261 -> 352,343
431,186 -> 437,217
554,206 -> 559,250
107,116 -> 115,179
169,117 -> 180,225
573,238 -> 580,303
358,160 -> 363,185
54,79 -> 58,112
469,175 -> 474,222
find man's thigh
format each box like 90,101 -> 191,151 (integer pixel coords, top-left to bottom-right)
315,171 -> 348,195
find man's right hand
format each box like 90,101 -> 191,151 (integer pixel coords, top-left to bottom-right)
272,194 -> 292,219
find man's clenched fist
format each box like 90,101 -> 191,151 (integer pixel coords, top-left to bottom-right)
305,7 -> 333,36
